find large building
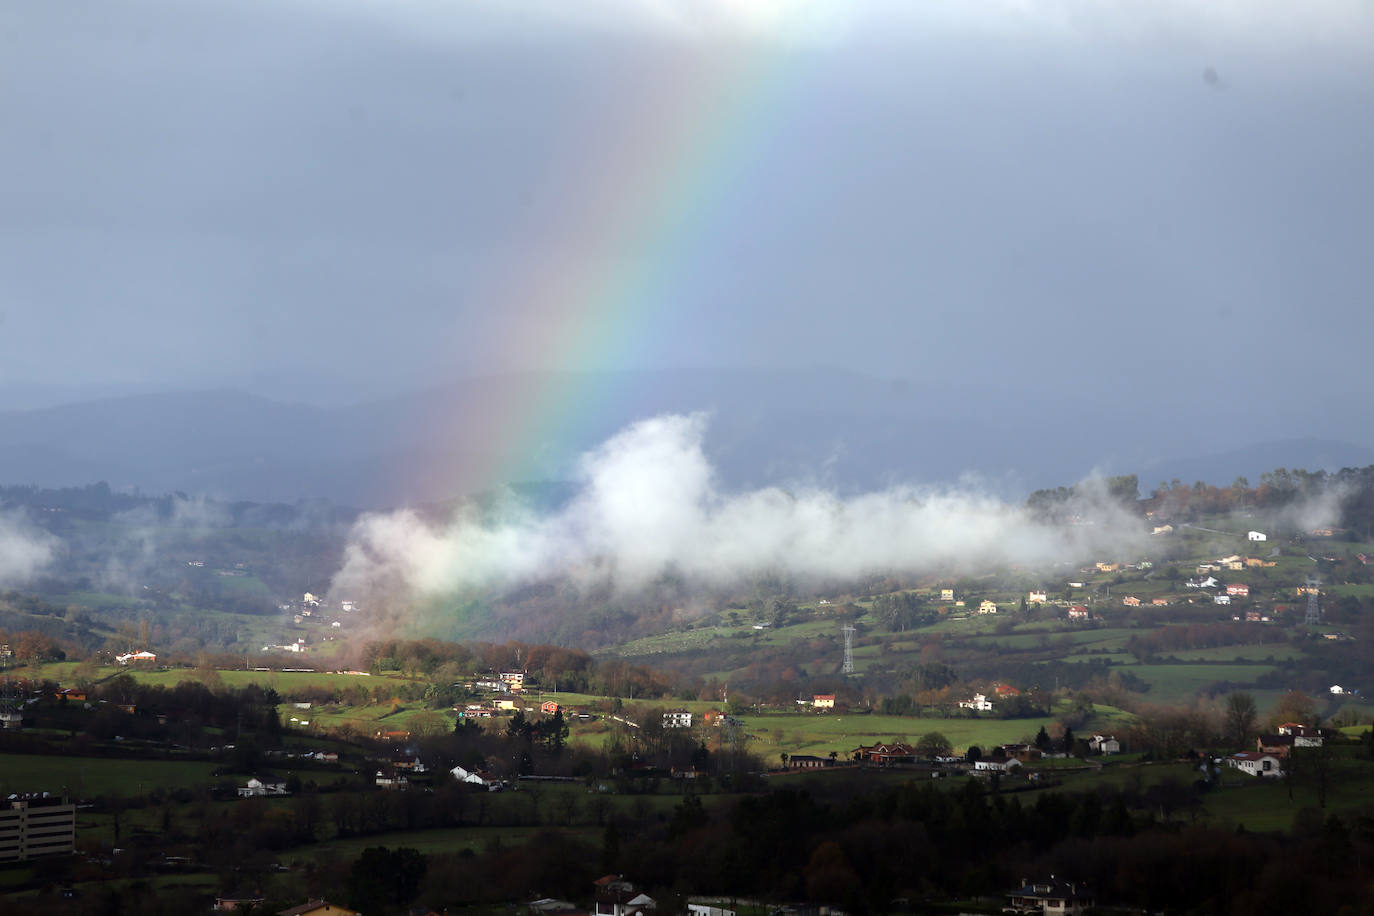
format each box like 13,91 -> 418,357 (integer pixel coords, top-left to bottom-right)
0,795 -> 76,862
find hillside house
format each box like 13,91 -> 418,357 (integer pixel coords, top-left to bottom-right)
237,776 -> 289,798
1330,685 -> 1347,695
1151,598 -> 1170,606
1069,606 -> 1091,619
1153,524 -> 1174,535
1028,590 -> 1048,604
1186,576 -> 1219,589
593,876 -> 656,916
812,694 -> 835,709
687,904 -> 736,916
1228,752 -> 1283,778
1214,594 -> 1232,605
1246,557 -> 1278,568
499,671 -> 526,691
979,600 -> 998,614
1120,597 -> 1140,608
1005,878 -> 1095,916
852,742 -> 917,765
374,769 -> 408,790
1276,723 -> 1324,746
115,651 -> 157,665
450,765 -> 502,790
975,757 -> 1022,773
1096,562 -> 1120,573
940,588 -> 955,601
276,901 -> 359,916
1088,735 -> 1120,754
1227,584 -> 1250,597
541,701 -> 560,715
662,711 -> 693,728
1248,531 -> 1267,541
787,754 -> 833,769
959,693 -> 994,712
999,743 -> 1043,762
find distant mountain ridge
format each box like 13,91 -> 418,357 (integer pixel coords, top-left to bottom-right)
1,369 -> 1370,507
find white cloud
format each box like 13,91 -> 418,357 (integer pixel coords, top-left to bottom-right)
329,413 -> 1146,600
0,511 -> 60,586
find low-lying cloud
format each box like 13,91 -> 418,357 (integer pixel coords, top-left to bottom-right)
100,495 -> 231,592
330,413 -> 1146,601
0,510 -> 60,586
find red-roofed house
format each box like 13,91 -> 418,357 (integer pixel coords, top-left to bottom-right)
1227,584 -> 1250,597
812,694 -> 835,709
853,742 -> 916,765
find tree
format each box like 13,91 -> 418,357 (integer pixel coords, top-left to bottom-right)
1034,726 -> 1051,752
916,731 -> 951,758
1269,691 -> 1319,729
543,709 -> 569,755
1224,692 -> 1259,749
347,846 -> 427,913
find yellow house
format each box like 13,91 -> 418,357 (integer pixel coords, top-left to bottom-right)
940,588 -> 955,601
277,901 -> 360,916
979,600 -> 998,615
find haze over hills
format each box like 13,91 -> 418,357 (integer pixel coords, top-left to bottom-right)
1,368 -> 1372,507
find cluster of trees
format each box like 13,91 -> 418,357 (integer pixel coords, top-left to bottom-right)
870,592 -> 933,631
1125,623 -> 1289,662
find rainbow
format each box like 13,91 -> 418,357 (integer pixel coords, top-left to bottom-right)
425,36 -> 807,500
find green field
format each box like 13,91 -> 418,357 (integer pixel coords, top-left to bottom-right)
736,703 -> 1136,757
1120,663 -> 1280,704
0,752 -> 220,797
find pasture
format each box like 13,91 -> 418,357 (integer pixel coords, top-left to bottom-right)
0,752 -> 219,797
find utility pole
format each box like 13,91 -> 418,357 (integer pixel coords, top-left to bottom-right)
841,625 -> 856,675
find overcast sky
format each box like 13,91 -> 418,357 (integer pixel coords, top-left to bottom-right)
2,0 -> 1372,410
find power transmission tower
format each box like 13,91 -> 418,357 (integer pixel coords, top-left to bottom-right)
841,625 -> 856,675
1304,576 -> 1322,625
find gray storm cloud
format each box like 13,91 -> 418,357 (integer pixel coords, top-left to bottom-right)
329,414 -> 1146,600
0,511 -> 60,585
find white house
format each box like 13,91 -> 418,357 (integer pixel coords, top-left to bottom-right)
1028,590 -> 1048,604
1228,752 -> 1283,778
450,764 -> 501,790
237,776 -> 289,798
974,757 -> 1021,773
979,600 -> 999,615
1330,685 -> 1346,695
115,650 -> 157,665
1248,531 -> 1267,541
1214,594 -> 1232,605
663,711 -> 693,728
1088,735 -> 1120,755
959,693 -> 994,712
1186,576 -> 1219,589
687,904 -> 735,916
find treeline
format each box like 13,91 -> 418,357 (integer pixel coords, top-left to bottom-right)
1125,623 -> 1290,661
419,776 -> 1372,914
